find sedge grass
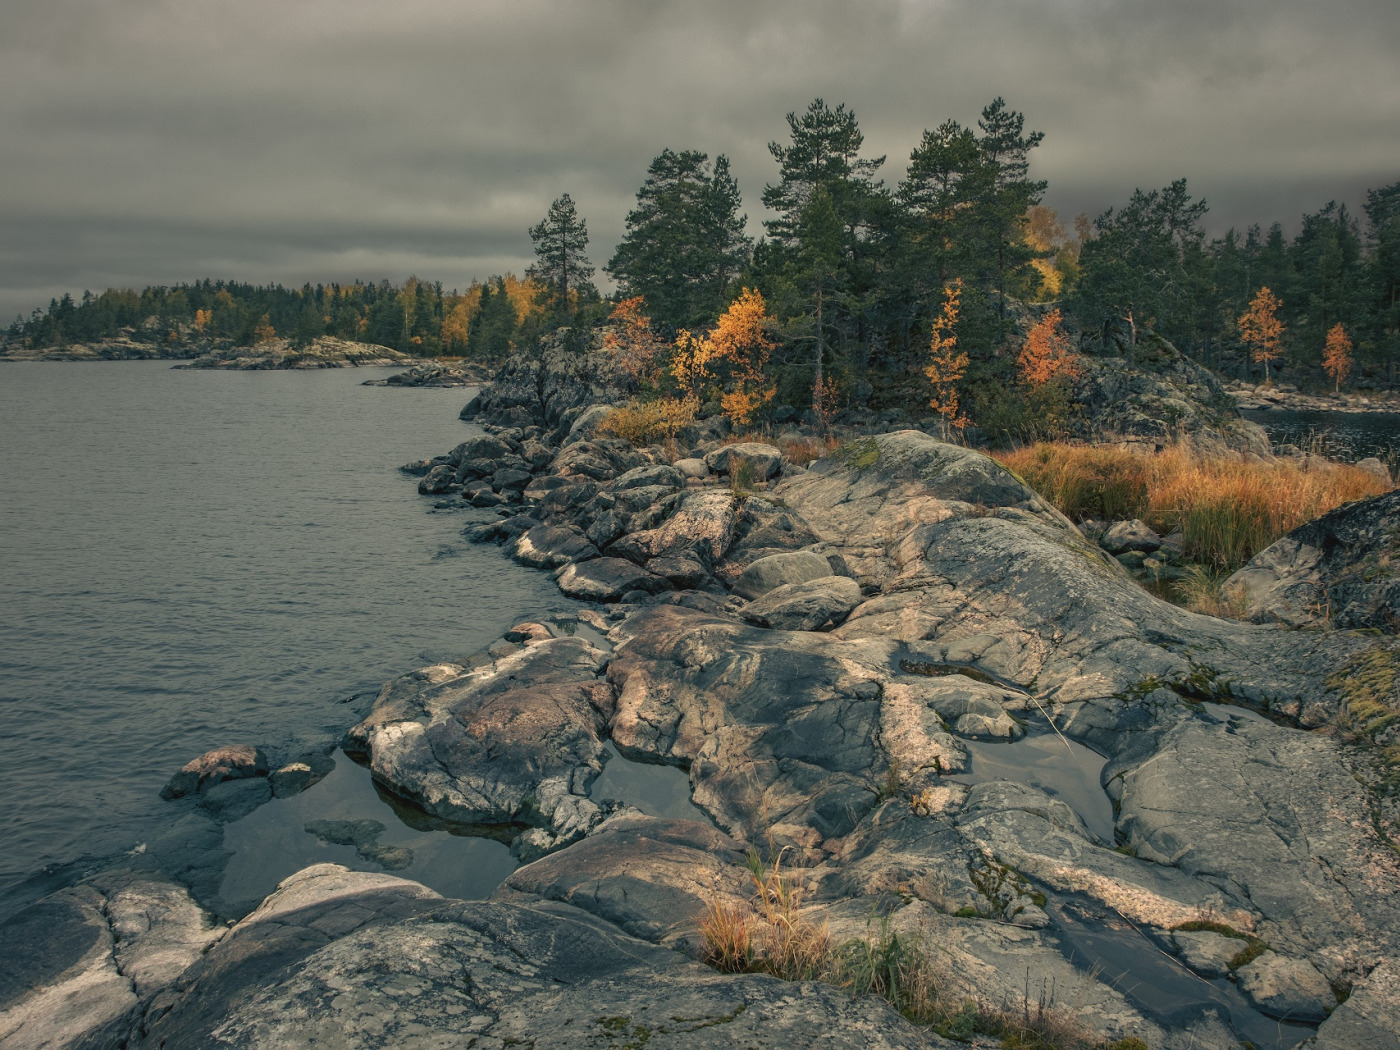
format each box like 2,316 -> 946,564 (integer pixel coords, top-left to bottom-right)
995,442 -> 1390,572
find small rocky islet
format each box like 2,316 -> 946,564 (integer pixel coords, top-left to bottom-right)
4,338 -> 1400,1050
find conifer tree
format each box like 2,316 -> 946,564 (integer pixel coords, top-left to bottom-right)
607,150 -> 751,333
527,194 -> 594,322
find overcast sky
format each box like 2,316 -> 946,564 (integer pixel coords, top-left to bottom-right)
3,0 -> 1398,321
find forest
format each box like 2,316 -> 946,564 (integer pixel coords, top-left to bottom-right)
7,97 -> 1399,422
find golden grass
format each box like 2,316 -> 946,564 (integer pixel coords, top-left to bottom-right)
995,442 -> 1391,571
778,432 -> 842,467
700,850 -> 1148,1049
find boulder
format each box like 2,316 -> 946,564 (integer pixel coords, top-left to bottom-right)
1227,488 -> 1400,631
513,525 -> 600,570
672,457 -> 708,479
1235,951 -> 1335,1022
351,638 -> 613,842
562,404 -> 617,445
616,490 -> 738,563
160,745 -> 269,799
741,576 -> 863,632
1171,929 -> 1242,978
555,558 -> 672,603
612,463 -> 684,492
703,442 -> 783,480
731,550 -> 837,600
1100,518 -> 1162,554
416,463 -> 456,495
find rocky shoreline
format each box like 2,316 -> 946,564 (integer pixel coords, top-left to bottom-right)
1224,379 -> 1400,415
4,346 -> 1399,1049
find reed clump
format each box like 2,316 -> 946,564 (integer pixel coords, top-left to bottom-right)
995,442 -> 1390,571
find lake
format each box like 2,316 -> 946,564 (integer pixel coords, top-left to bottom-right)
1242,407 -> 1400,468
0,362 -> 572,921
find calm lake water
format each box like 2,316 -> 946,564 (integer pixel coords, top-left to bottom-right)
0,362 -> 571,920
1242,408 -> 1400,467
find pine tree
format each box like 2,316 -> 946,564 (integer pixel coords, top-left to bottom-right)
607,150 -> 751,333
526,194 -> 594,323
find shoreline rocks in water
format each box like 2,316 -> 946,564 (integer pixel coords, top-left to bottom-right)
173,336 -> 412,370
1225,378 -> 1400,415
360,361 -> 492,387
8,344 -> 1400,1049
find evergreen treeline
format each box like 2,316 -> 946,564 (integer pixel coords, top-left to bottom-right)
3,275 -> 548,359
7,96 -> 1399,399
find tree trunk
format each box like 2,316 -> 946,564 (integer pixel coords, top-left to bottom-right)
813,285 -> 825,423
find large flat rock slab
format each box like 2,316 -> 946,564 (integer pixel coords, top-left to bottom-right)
138,864 -> 957,1050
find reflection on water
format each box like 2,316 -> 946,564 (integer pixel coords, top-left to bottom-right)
950,720 -> 1116,844
590,742 -> 708,823
1045,892 -> 1315,1048
219,752 -> 516,915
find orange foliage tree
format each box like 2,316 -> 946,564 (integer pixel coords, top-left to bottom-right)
603,296 -> 667,388
1239,286 -> 1286,382
924,279 -> 967,429
253,314 -> 277,344
1017,308 -> 1082,387
193,308 -> 212,335
1322,323 -> 1353,393
671,288 -> 776,426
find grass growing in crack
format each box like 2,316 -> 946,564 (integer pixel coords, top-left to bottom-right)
701,854 -> 1156,1049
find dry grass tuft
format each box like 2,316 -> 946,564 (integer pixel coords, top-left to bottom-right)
995,442 -> 1390,571
778,433 -> 842,467
701,853 -> 1147,1048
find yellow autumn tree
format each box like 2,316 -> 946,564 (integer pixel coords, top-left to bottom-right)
670,288 -> 776,427
1239,286 -> 1286,383
503,274 -> 547,327
1322,323 -> 1353,393
440,282 -> 483,355
924,279 -> 967,429
193,308 -> 212,335
1018,308 -> 1082,387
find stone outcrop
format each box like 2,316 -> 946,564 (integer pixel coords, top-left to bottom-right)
175,336 -> 410,370
459,338 -> 636,435
1227,487 -> 1400,632
19,394 -> 1400,1047
1071,330 -> 1272,455
133,863 -> 955,1050
362,361 -> 491,387
0,873 -> 221,1050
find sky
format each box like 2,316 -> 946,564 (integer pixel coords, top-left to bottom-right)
2,0 -> 1398,321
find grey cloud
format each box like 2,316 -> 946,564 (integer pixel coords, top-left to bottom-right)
2,0 -> 1397,319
